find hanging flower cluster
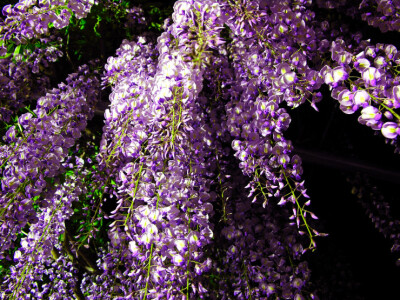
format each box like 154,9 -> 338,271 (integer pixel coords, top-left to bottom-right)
0,0 -> 399,299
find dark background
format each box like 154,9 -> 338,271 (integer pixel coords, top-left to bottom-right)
286,7 -> 400,299
287,96 -> 400,299
1,1 -> 400,299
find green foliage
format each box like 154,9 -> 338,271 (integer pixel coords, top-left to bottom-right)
0,106 -> 31,145
146,4 -> 173,31
64,130 -> 110,251
0,37 -> 61,63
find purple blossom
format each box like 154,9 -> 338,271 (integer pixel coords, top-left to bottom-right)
354,57 -> 371,72
0,64 -> 99,257
1,1 -> 399,299
332,66 -> 348,82
354,89 -> 370,107
362,67 -> 381,86
381,122 -> 399,139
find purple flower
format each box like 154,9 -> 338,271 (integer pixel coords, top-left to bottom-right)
171,253 -> 185,267
337,51 -> 352,65
354,57 -> 371,72
338,89 -> 354,106
2,4 -> 12,16
384,44 -> 397,59
294,294 -> 305,300
360,106 -> 381,122
354,90 -> 370,107
392,86 -> 400,103
174,239 -> 187,253
265,284 -> 277,296
374,56 -> 387,69
332,66 -> 348,82
365,46 -> 377,58
381,122 -> 399,139
129,241 -> 140,257
4,126 -> 17,143
362,67 -> 381,86
232,140 -> 242,151
339,104 -> 358,114
282,72 -> 298,85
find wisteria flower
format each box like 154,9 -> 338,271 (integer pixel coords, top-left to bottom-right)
332,66 -> 348,82
354,57 -> 371,72
338,89 -> 354,106
354,89 -> 371,107
374,56 -> 387,69
171,253 -> 185,267
281,71 -> 298,86
381,122 -> 399,139
384,44 -> 397,59
323,69 -> 335,86
174,239 -> 187,253
362,67 -> 381,86
360,106 -> 381,122
392,86 -> 400,103
337,51 -> 352,65
339,104 -> 358,114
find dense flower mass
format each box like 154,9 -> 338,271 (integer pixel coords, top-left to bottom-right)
0,0 -> 399,299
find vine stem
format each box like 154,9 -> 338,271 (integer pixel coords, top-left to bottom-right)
142,190 -> 161,299
282,170 -> 316,251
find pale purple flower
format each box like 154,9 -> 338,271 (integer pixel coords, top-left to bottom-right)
337,51 -> 352,65
129,241 -> 140,257
374,56 -> 387,69
276,63 -> 292,75
361,106 -> 381,121
338,89 -> 354,106
365,46 -> 377,58
381,122 -> 399,139
282,72 -> 298,85
323,69 -> 334,85
354,90 -> 371,107
392,86 -> 400,103
354,57 -> 370,72
362,67 -> 381,86
171,253 -> 185,267
339,104 -> 358,114
384,44 -> 397,59
332,66 -> 348,82
266,284 -> 277,297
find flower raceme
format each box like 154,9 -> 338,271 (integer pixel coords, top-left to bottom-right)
0,0 -> 399,299
89,1 -> 229,298
0,0 -> 97,43
0,64 -> 99,261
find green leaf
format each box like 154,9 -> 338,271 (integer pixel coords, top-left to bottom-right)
149,6 -> 161,15
93,15 -> 102,37
13,44 -> 21,58
65,170 -> 75,177
79,19 -> 86,30
58,233 -> 65,242
6,42 -> 14,52
0,42 -> 14,59
0,52 -> 12,59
